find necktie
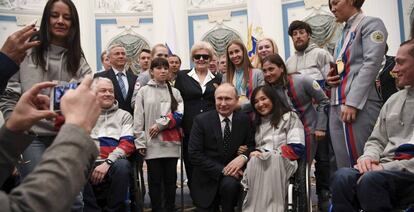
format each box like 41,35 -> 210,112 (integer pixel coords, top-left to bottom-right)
223,117 -> 231,155
117,72 -> 127,99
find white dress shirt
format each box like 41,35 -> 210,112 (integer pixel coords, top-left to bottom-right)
112,67 -> 129,92
187,68 -> 215,94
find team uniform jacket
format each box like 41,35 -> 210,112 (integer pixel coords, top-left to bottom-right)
331,14 -> 387,109
90,102 -> 135,162
329,13 -> 388,168
134,79 -> 184,160
286,73 -> 329,160
241,111 -> 305,212
359,88 -> 414,173
286,43 -> 333,85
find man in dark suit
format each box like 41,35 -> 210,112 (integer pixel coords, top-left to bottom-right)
189,83 -> 255,212
94,44 -> 137,115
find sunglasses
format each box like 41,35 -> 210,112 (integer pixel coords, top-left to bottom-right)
194,54 -> 210,60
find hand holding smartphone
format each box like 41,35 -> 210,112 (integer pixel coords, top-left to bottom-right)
327,62 -> 341,87
329,61 -> 338,76
50,82 -> 80,111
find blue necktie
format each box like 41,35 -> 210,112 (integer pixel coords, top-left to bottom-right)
117,72 -> 127,99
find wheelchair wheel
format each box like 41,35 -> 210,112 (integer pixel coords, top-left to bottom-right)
287,159 -> 311,212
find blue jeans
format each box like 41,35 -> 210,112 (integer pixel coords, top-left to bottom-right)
331,167 -> 414,212
17,137 -> 84,212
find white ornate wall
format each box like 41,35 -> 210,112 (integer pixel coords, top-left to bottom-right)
0,0 -> 411,72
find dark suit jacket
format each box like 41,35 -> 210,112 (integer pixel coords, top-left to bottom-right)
94,68 -> 137,115
174,69 -> 222,136
379,55 -> 397,102
188,110 -> 255,208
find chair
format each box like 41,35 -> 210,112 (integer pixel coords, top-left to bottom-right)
287,158 -> 312,212
129,152 -> 146,212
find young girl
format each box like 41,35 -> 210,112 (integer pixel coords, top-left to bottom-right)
134,57 -> 183,212
223,39 -> 264,112
242,85 -> 305,212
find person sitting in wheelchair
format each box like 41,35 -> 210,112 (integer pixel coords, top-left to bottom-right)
83,77 -> 136,211
241,85 -> 305,212
330,40 -> 414,212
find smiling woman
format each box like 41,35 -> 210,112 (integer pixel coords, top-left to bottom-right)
223,39 -> 264,113
0,0 -> 91,210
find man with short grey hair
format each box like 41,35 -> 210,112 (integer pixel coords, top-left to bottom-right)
94,44 -> 137,115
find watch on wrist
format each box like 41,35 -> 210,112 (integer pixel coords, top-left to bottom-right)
105,158 -> 114,166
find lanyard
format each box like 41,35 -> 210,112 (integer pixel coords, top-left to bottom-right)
336,12 -> 366,61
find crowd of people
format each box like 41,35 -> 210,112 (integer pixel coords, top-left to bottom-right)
0,0 -> 414,212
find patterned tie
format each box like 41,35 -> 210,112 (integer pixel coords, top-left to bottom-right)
223,117 -> 231,155
117,72 -> 127,99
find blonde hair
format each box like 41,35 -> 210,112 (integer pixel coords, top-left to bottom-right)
190,41 -> 214,60
251,37 -> 279,69
151,43 -> 168,58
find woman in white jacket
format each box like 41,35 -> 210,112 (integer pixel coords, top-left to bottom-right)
134,57 -> 184,212
242,85 -> 305,212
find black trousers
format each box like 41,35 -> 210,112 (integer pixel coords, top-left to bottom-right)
196,176 -> 241,212
146,158 -> 178,212
314,134 -> 331,196
183,135 -> 193,189
83,159 -> 131,212
331,168 -> 414,212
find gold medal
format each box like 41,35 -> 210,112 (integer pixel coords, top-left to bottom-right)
336,60 -> 345,75
239,95 -> 248,103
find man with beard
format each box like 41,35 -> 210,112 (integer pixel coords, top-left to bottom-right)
286,20 -> 333,212
286,20 -> 333,86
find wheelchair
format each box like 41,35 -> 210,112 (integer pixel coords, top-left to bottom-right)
129,152 -> 146,212
286,158 -> 312,212
238,157 -> 311,212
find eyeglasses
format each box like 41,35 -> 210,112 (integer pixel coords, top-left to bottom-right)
156,54 -> 169,58
193,54 -> 210,60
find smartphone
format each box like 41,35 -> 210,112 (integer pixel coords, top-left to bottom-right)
50,82 -> 80,111
330,61 -> 338,76
29,32 -> 40,42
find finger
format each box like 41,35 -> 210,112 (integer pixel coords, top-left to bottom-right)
91,171 -> 97,184
361,160 -> 369,173
340,110 -> 345,122
34,110 -> 58,120
22,40 -> 40,51
351,111 -> 356,123
13,24 -> 36,38
229,167 -> 239,176
97,174 -> 104,184
26,82 -> 57,98
78,75 -> 93,90
366,160 -> 372,171
35,95 -> 51,110
20,26 -> 37,42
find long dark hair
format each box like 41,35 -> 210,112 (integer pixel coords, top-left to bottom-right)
261,54 -> 289,87
150,57 -> 178,112
226,40 -> 253,86
250,85 -> 291,129
33,0 -> 84,76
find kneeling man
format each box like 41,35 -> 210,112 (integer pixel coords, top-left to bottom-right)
189,83 -> 255,212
